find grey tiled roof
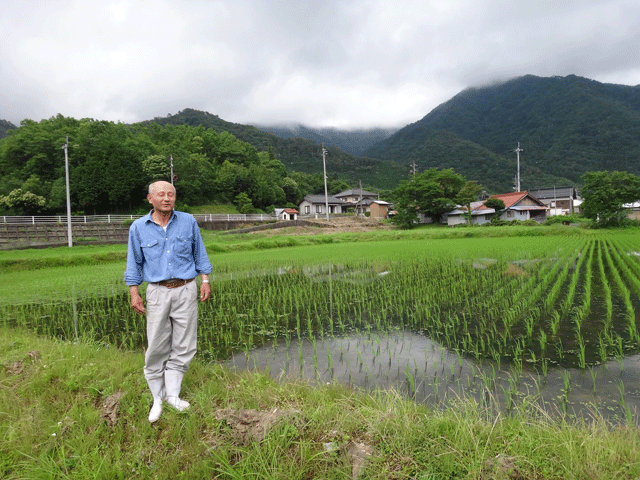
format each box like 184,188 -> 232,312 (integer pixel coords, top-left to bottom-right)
303,195 -> 345,204
529,187 -> 577,200
335,189 -> 378,198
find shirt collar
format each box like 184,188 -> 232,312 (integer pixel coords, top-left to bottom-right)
144,209 -> 175,225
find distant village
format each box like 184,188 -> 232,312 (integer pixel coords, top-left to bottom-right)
279,185 -> 628,227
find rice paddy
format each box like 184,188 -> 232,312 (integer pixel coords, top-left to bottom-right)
3,231 -> 640,423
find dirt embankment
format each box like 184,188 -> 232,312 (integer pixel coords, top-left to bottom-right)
250,216 -> 393,236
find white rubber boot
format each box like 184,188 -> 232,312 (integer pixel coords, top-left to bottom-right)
147,377 -> 165,423
165,370 -> 190,411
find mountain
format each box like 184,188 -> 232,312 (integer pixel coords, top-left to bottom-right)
142,109 -> 407,190
364,75 -> 640,192
253,124 -> 397,155
0,119 -> 17,139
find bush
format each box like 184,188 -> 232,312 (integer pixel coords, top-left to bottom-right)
544,214 -> 586,225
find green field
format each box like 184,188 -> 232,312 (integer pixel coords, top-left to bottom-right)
4,225 -> 640,478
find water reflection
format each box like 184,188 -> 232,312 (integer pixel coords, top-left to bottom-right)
229,329 -> 640,424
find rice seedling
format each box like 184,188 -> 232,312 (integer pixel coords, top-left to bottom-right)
4,230 -> 640,423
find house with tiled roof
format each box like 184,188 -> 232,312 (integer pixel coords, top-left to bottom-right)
274,208 -> 299,220
529,186 -> 579,215
334,189 -> 380,216
447,191 -> 548,226
298,194 -> 347,217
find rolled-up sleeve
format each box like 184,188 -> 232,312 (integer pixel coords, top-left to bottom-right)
124,223 -> 144,286
192,220 -> 212,275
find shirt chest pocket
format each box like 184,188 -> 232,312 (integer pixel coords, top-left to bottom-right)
175,236 -> 193,258
141,239 -> 162,261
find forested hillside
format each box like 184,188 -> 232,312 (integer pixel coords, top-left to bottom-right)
0,120 -> 17,139
3,74 -> 639,213
144,109 -> 406,189
0,115 -> 364,216
254,124 -> 397,155
365,75 -> 640,192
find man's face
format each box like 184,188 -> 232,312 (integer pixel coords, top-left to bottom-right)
147,182 -> 176,214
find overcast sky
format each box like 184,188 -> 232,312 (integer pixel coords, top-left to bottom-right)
1,0 -> 638,129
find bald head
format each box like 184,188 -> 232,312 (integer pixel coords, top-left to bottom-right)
148,181 -> 176,195
147,181 -> 176,215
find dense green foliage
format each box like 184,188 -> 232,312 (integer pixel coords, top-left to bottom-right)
581,171 -> 640,226
390,168 -> 475,228
365,75 -> 640,192
0,115 -> 362,215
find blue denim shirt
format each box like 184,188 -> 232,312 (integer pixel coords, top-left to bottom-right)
124,210 -> 212,286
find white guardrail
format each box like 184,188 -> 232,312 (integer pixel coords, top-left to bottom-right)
1,214 -> 276,225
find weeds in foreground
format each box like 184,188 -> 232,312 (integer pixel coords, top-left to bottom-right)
2,329 -> 640,480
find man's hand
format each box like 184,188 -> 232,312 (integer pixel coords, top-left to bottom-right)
129,286 -> 145,315
200,282 -> 211,302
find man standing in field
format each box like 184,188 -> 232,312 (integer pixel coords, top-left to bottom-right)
124,181 -> 212,423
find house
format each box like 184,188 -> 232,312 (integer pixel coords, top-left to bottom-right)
334,189 -> 380,215
369,200 -> 393,219
298,195 -> 347,217
274,208 -> 298,220
624,201 -> 640,220
528,186 -> 579,215
446,201 -> 487,226
447,191 -> 548,226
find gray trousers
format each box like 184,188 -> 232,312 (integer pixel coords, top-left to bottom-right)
143,281 -> 198,381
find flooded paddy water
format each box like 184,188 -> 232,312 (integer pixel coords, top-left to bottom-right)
230,328 -> 640,423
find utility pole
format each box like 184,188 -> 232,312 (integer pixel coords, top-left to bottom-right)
62,136 -> 73,247
322,144 -> 329,221
409,160 -> 418,177
514,142 -> 523,192
170,154 -> 174,186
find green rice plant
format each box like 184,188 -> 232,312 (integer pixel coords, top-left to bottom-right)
560,244 -> 589,317
602,239 -> 637,343
596,239 -> 614,329
576,331 -> 586,369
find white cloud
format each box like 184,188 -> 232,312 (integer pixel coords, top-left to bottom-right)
1,0 -> 638,128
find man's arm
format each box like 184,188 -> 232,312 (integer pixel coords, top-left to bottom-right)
192,219 -> 212,302
130,285 -> 145,315
199,274 -> 211,302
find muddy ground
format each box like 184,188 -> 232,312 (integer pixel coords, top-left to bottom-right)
249,216 -> 394,236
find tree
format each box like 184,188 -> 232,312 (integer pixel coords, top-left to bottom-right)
142,155 -> 171,183
391,168 -> 467,228
483,198 -> 506,223
234,192 -> 254,214
456,180 -> 482,223
0,188 -> 46,215
71,120 -> 146,213
581,171 -> 640,226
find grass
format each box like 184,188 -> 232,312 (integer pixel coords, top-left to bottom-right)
3,328 -> 640,479
4,224 -> 640,477
0,222 -> 597,300
187,203 -> 240,214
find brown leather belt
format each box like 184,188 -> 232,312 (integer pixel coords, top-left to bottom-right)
155,278 -> 195,289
